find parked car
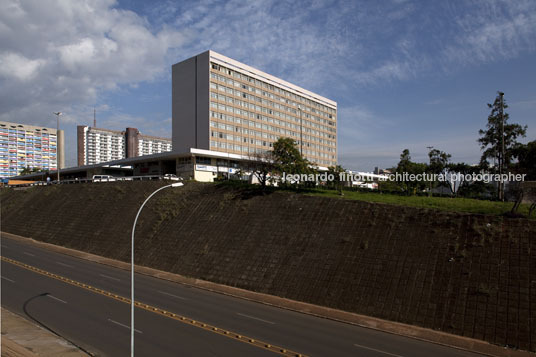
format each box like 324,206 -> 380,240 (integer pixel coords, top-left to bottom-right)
92,175 -> 116,182
163,174 -> 182,181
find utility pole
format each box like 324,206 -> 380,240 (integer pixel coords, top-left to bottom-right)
93,107 -> 96,128
427,146 -> 434,196
498,91 -> 505,201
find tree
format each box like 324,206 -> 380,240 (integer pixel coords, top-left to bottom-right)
398,149 -> 412,171
427,148 -> 451,195
478,92 -> 527,199
272,137 -> 313,183
395,149 -> 427,195
511,140 -> 536,180
510,141 -> 536,215
326,165 -> 346,195
243,151 -> 276,187
20,167 -> 43,176
447,162 -> 486,198
428,149 -> 451,175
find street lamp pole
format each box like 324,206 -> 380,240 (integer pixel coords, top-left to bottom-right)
53,112 -> 62,182
498,91 -> 505,202
131,182 -> 183,357
426,146 -> 434,196
298,107 -> 303,156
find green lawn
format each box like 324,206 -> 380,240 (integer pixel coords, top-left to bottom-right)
214,181 -> 533,218
308,189 -> 534,217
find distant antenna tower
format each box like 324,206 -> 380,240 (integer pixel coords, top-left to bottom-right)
93,107 -> 96,128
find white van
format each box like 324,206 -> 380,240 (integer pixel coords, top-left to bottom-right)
92,175 -> 116,182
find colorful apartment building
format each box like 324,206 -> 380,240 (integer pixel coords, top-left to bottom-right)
0,121 -> 64,177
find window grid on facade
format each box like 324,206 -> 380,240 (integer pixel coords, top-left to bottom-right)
78,126 -> 172,166
0,121 -> 62,177
207,62 -> 337,166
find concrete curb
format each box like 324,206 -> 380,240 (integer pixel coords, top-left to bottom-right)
1,231 -> 532,357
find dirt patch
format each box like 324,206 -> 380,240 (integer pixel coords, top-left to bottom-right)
1,181 -> 535,351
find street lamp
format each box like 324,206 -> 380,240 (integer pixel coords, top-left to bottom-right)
426,146 -> 434,196
53,112 -> 62,182
498,91 -> 505,202
298,106 -> 303,155
131,182 -> 183,357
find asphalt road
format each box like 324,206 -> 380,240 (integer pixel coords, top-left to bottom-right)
1,237 -> 483,357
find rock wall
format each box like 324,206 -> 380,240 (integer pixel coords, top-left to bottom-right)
1,181 -> 535,351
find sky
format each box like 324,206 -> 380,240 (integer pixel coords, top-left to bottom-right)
1,0 -> 535,171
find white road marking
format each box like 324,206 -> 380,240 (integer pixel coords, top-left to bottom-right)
47,294 -> 67,304
157,290 -> 187,300
99,274 -> 120,281
108,319 -> 142,333
23,252 -> 35,257
354,343 -> 405,357
1,276 -> 15,283
56,261 -> 73,268
236,313 -> 275,325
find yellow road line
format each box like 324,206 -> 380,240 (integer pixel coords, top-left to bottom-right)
1,256 -> 307,357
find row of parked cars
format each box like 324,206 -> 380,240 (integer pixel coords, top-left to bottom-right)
91,174 -> 182,182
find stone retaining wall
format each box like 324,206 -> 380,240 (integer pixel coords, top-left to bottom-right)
1,182 -> 535,351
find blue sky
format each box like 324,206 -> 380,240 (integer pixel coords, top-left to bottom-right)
1,0 -> 535,170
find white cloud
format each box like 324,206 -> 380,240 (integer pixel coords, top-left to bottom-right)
0,0 -> 187,126
1,0 -> 535,169
0,52 -> 43,80
442,0 -> 536,66
159,0 -> 422,91
2,0 -> 535,127
59,38 -> 99,70
0,0 -> 188,166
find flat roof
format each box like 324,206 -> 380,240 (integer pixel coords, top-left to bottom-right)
81,126 -> 125,135
139,134 -> 172,142
0,120 -> 60,133
81,125 -> 171,142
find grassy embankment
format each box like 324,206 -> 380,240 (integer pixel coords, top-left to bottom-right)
216,180 -> 532,217
308,189 -> 533,217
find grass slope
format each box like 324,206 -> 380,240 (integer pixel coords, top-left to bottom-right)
308,189 -> 533,217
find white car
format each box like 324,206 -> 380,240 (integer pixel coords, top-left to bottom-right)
92,175 -> 116,182
163,174 -> 181,181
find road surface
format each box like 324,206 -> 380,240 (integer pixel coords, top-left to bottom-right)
1,237 -> 482,356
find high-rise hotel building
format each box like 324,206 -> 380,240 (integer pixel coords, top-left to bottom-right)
77,126 -> 172,166
172,51 -> 337,167
0,121 -> 64,177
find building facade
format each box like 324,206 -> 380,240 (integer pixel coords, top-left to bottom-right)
77,126 -> 172,166
0,121 -> 64,177
172,50 -> 337,167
